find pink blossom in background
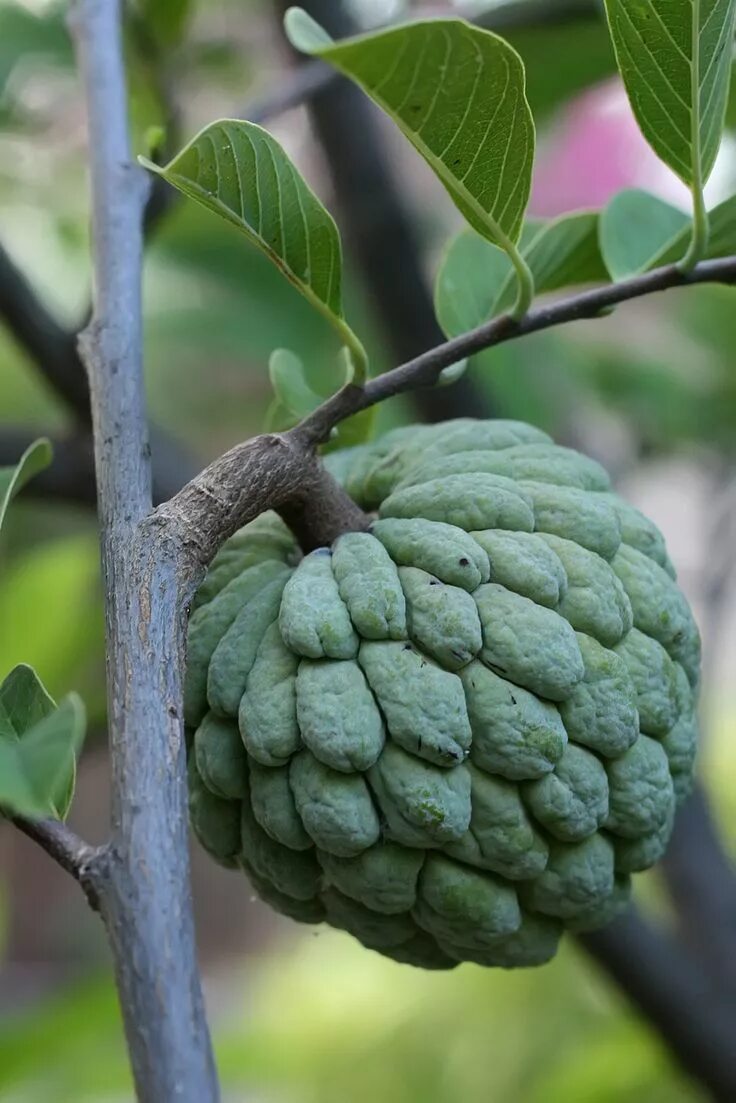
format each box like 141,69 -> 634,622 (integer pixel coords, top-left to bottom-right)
530,78 -> 691,217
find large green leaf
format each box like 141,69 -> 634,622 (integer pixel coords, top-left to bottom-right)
0,438 -> 52,534
0,665 -> 86,820
285,9 -> 536,279
599,190 -> 691,280
140,120 -> 368,380
435,213 -> 605,338
604,0 -> 736,187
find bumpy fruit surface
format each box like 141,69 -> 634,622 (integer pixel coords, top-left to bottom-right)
185,419 -> 700,970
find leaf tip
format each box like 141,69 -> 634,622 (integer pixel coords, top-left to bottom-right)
284,7 -> 333,53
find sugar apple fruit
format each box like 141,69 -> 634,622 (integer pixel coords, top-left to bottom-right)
185,418 -> 700,970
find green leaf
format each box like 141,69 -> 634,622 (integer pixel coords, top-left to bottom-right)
269,348 -> 322,422
0,665 -> 86,820
494,212 -> 607,314
438,360 -> 469,387
285,8 -> 536,314
0,438 -> 52,534
435,212 -> 605,338
599,189 -> 691,280
140,120 -> 368,382
604,0 -> 736,188
267,348 -> 376,449
649,192 -> 736,264
599,191 -> 736,276
435,231 -> 515,340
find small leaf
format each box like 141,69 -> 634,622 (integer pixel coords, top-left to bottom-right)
435,212 -> 605,338
267,348 -> 376,448
140,120 -> 368,381
269,348 -> 322,421
599,189 -> 691,280
325,407 -> 377,451
648,192 -> 736,266
494,212 -> 607,314
438,360 -> 469,386
285,9 -> 536,253
0,438 -> 52,534
604,0 -> 736,188
0,665 -> 86,820
434,231 -> 515,340
0,664 -> 55,741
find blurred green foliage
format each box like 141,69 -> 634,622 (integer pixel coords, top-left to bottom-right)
0,925 -> 716,1102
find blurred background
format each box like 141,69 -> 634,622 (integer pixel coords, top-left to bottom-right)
0,0 -> 734,1100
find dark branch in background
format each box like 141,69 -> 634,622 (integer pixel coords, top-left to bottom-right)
662,785 -> 736,995
12,817 -> 101,910
0,5 -> 195,503
0,425 -> 197,506
0,244 -> 91,423
246,56 -> 337,123
580,910 -> 736,1102
0,239 -> 199,501
474,0 -> 601,32
275,0 -> 493,424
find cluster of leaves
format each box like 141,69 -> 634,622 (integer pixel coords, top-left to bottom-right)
143,2 -> 736,431
0,441 -> 86,820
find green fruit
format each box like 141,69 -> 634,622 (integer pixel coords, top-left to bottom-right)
185,418 -> 700,969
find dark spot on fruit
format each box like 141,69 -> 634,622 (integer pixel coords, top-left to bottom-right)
403,643 -> 413,651
459,557 -> 469,566
510,694 -> 517,705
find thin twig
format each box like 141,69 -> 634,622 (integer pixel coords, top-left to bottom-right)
11,817 -> 102,909
70,2 -> 218,1099
295,255 -> 736,444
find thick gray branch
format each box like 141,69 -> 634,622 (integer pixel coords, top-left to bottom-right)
155,431 -> 368,582
70,2 -> 218,1100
